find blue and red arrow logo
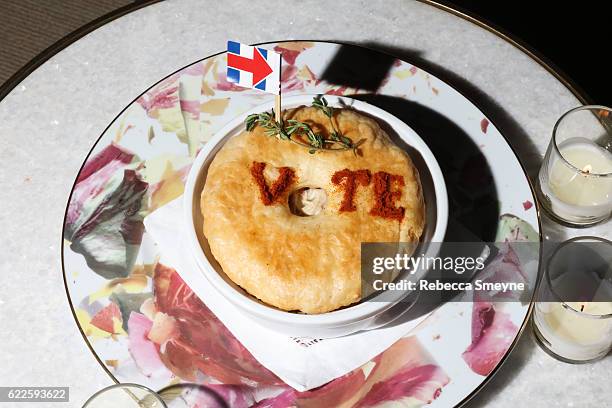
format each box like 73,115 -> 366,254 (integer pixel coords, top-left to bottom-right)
226,41 -> 281,94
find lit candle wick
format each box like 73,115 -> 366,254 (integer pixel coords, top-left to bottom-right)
581,164 -> 592,174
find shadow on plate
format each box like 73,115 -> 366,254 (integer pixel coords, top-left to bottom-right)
320,42 -> 524,324
321,43 -> 504,241
327,42 -> 542,179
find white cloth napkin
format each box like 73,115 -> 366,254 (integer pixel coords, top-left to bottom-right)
144,198 -> 429,391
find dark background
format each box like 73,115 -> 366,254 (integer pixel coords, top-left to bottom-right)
445,0 -> 611,105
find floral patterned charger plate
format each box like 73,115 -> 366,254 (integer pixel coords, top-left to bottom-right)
63,41 -> 541,407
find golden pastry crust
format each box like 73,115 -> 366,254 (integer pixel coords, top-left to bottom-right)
201,107 -> 425,314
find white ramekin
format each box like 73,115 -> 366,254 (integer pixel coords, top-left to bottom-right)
183,95 -> 448,338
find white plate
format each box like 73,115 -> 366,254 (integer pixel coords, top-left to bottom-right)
63,41 -> 541,407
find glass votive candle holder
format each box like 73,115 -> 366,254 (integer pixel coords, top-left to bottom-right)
83,383 -> 166,408
537,105 -> 612,226
533,237 -> 612,363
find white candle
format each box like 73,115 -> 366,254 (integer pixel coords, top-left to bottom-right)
534,301 -> 612,361
85,391 -> 143,408
84,387 -> 164,408
541,137 -> 612,221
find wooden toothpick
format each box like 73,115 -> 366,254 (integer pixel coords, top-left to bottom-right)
275,94 -> 281,123
275,57 -> 282,122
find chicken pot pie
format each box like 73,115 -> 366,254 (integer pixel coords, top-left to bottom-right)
201,104 -> 425,314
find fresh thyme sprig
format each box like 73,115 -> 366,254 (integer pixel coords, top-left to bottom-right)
245,111 -> 290,140
245,96 -> 363,154
312,95 -> 355,147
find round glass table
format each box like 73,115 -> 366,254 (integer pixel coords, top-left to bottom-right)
0,1 -> 609,406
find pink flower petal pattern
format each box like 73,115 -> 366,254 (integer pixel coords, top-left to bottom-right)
152,264 -> 282,386
65,143 -> 147,279
139,264 -> 450,407
295,369 -> 366,407
127,312 -> 173,378
355,364 -> 448,407
326,86 -> 349,96
67,143 -> 134,229
273,43 -> 313,65
75,143 -> 134,185
274,46 -> 301,65
137,72 -> 182,114
180,99 -> 200,120
138,79 -> 179,113
214,72 -> 249,92
462,302 -> 518,376
90,302 -> 122,333
200,384 -> 257,408
263,337 -> 449,407
280,64 -> 305,92
252,389 -> 296,408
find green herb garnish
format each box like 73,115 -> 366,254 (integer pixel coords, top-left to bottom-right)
245,96 -> 363,154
